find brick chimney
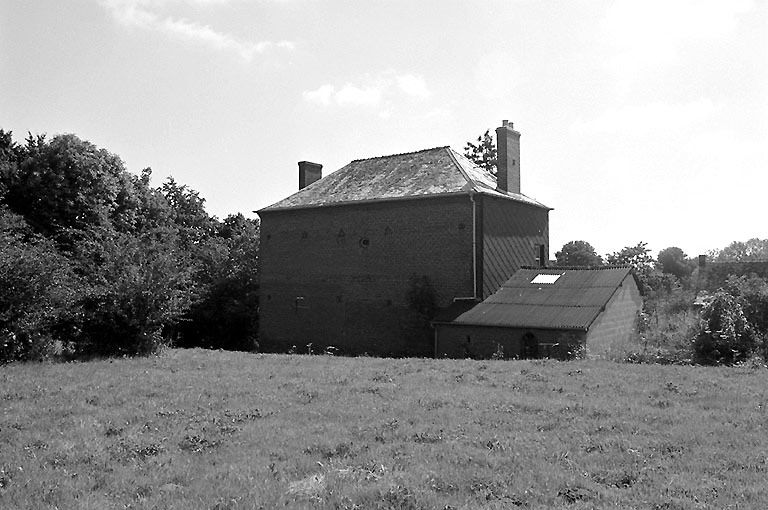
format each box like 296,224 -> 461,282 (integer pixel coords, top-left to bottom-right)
495,120 -> 521,194
298,161 -> 322,190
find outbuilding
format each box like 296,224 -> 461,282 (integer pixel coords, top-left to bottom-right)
434,266 -> 642,359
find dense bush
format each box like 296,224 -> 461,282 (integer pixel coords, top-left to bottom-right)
73,228 -> 197,356
693,291 -> 757,364
0,208 -> 83,361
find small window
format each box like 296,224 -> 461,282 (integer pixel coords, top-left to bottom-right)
531,274 -> 561,284
359,237 -> 370,248
301,231 -> 308,239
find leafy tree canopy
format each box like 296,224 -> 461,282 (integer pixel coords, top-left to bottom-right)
0,129 -> 261,359
464,129 -> 497,175
713,238 -> 768,261
657,246 -> 694,279
554,240 -> 603,267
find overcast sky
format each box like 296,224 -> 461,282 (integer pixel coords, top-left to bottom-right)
1,0 -> 766,258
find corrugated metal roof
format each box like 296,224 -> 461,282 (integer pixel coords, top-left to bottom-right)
453,266 -> 634,330
260,147 -> 549,211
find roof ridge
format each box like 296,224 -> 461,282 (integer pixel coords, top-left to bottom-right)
445,147 -> 476,191
349,146 -> 449,163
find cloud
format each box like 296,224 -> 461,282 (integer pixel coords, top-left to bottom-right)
302,72 -> 431,110
395,74 -> 430,99
100,0 -> 294,60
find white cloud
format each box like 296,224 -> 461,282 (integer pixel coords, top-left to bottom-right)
302,72 -> 431,109
335,84 -> 383,107
100,0 -> 294,60
396,74 -> 430,99
302,84 -> 334,106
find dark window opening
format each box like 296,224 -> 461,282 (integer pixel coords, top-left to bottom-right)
458,222 -> 466,230
294,296 -> 307,312
301,231 -> 308,239
359,237 -> 370,248
336,295 -> 343,303
266,234 -> 271,240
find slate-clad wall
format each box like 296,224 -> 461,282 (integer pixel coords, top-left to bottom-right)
258,195 -> 475,356
481,196 -> 549,298
585,275 -> 642,358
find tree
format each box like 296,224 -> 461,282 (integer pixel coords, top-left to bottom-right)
607,241 -> 672,294
657,246 -> 694,279
464,130 -> 497,175
554,240 -> 603,267
2,133 -> 138,245
713,238 -> 768,262
176,214 -> 260,351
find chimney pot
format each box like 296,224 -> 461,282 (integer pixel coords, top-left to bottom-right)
298,161 -> 322,190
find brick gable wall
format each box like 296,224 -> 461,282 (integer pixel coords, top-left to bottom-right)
258,195 -> 475,356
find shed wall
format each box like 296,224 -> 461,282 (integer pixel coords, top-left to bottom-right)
435,324 -> 584,359
258,196 -> 475,356
585,275 -> 642,358
481,196 -> 549,297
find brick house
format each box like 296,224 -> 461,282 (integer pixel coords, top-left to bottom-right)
434,266 -> 642,359
257,121 -> 551,356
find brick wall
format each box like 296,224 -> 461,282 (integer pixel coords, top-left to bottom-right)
585,275 -> 642,359
700,261 -> 768,290
481,196 -> 549,297
434,324 -> 583,359
258,195 -> 475,356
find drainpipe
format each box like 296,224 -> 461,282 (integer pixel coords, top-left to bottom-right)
470,191 -> 477,300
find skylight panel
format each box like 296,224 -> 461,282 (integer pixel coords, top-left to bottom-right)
531,274 -> 561,284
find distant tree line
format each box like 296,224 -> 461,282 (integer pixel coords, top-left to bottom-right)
0,130 -> 259,362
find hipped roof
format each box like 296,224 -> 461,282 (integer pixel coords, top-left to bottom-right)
451,266 -> 636,331
260,146 -> 549,212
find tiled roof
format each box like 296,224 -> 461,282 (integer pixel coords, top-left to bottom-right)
260,146 -> 549,211
452,266 -> 634,330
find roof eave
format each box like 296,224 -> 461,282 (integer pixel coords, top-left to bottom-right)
256,190 -> 472,214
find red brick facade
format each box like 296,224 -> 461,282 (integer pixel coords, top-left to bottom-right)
258,194 -> 549,356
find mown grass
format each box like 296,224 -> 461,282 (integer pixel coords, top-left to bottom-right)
1,349 -> 768,509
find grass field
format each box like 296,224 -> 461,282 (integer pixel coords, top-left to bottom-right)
1,349 -> 767,509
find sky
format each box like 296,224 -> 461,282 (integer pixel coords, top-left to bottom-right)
1,0 -> 766,259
